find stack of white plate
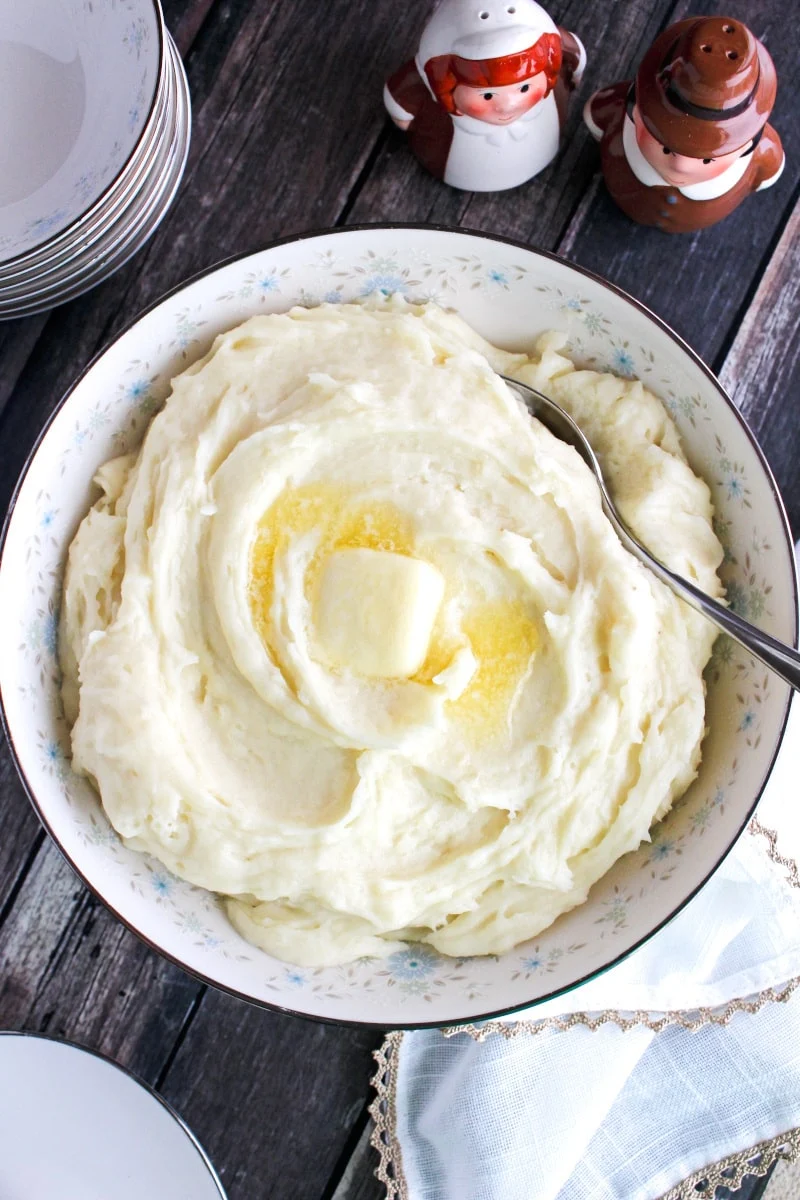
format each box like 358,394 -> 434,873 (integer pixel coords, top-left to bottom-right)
0,0 -> 190,319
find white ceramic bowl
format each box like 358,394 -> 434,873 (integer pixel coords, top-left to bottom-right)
0,0 -> 163,262
0,34 -> 191,318
0,27 -> 172,288
0,227 -> 795,1028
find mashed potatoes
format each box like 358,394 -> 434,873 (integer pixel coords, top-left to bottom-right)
59,301 -> 723,965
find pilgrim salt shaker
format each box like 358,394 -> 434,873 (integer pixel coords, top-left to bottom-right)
583,16 -> 784,233
384,0 -> 586,192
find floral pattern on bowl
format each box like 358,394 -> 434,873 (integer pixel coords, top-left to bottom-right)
0,227 -> 795,1027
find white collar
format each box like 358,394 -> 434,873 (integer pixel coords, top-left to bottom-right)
622,115 -> 751,200
452,95 -> 554,143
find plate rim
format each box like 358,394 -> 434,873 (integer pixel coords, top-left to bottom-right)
0,1029 -> 227,1197
0,34 -> 191,317
0,26 -> 175,290
0,222 -> 795,1030
0,0 -> 167,268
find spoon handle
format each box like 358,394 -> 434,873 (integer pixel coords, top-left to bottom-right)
499,373 -> 799,691
611,517 -> 800,692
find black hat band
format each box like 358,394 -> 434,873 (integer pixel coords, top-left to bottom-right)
660,73 -> 759,122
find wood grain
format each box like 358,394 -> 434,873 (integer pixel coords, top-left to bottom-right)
0,315 -> 48,419
0,2 -> 797,1199
0,756 -> 41,918
0,841 -> 197,1079
720,198 -> 800,536
331,1122 -> 387,1200
158,988 -> 379,1200
161,0 -> 218,56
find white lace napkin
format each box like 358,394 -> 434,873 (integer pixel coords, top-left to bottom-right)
370,597 -> 800,1199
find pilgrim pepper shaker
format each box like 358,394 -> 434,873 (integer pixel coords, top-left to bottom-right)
583,16 -> 784,233
384,0 -> 586,192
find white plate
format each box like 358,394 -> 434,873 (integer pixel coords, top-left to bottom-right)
0,30 -> 172,287
0,228 -> 795,1026
0,0 -> 163,262
0,1033 -> 226,1200
0,35 -> 190,317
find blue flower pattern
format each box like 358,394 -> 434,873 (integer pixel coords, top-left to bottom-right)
124,19 -> 148,58
387,946 -> 438,981
360,274 -> 407,298
127,378 -> 150,400
151,872 -> 173,896
612,347 -> 635,376
16,243 -> 779,1010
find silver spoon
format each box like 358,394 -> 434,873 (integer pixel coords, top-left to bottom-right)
501,374 -> 800,692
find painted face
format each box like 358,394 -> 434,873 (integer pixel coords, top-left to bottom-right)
452,73 -> 548,124
632,105 -> 750,187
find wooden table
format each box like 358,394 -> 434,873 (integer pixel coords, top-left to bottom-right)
0,1 -> 797,1197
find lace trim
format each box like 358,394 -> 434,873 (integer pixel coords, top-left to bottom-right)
441,974 -> 800,1041
364,818 -> 800,1196
657,1125 -> 800,1199
368,1032 -> 408,1200
368,1023 -> 800,1200
750,817 -> 800,889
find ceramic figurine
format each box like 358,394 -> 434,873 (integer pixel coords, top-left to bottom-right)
384,0 -> 585,192
583,16 -> 784,233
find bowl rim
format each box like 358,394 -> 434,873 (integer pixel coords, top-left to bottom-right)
0,222 -> 795,1031
0,0 -> 166,269
0,1031 -> 227,1197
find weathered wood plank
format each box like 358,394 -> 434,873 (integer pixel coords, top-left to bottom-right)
0,761 -> 41,917
330,1120 -> 387,1200
161,0 -> 217,56
0,315 -> 48,418
158,988 -> 380,1200
0,839 -> 198,1077
719,196 -> 800,537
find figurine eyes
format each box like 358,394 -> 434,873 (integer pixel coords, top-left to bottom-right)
480,84 -> 528,100
663,149 -> 713,164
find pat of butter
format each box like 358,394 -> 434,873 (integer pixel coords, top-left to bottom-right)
315,548 -> 445,678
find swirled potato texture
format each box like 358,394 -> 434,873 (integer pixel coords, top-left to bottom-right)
60,301 -> 722,965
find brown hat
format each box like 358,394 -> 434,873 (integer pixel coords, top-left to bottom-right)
635,17 -> 777,158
